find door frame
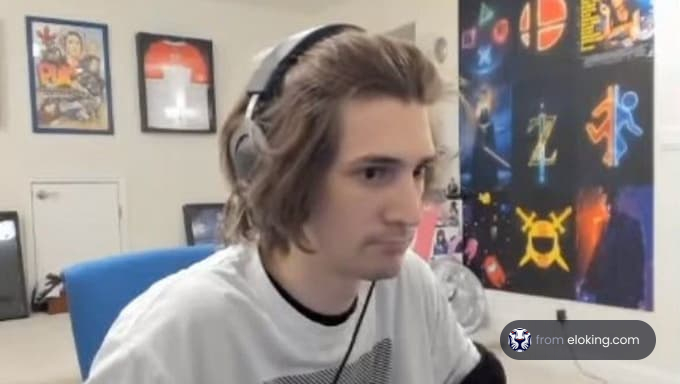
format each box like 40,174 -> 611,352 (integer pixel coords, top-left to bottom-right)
28,177 -> 129,284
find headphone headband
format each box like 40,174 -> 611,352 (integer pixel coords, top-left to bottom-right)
245,24 -> 364,110
231,23 -> 364,181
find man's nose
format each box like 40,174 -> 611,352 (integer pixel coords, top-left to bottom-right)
383,176 -> 423,227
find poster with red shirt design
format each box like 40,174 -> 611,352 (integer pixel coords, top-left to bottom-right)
136,32 -> 216,133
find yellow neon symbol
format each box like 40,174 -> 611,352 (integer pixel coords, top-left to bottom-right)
527,103 -> 558,184
478,192 -> 492,205
516,206 -> 572,271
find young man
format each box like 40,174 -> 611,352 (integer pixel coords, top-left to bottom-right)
86,25 -> 505,383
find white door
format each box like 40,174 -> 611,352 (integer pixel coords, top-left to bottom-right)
31,181 -> 123,282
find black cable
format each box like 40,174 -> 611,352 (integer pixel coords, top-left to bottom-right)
330,281 -> 376,384
557,321 -> 608,384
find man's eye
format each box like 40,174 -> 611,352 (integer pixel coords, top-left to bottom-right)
363,167 -> 386,180
413,165 -> 427,178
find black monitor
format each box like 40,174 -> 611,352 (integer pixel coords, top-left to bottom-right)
0,211 -> 29,321
182,203 -> 225,246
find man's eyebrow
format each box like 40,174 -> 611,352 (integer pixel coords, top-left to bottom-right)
348,154 -> 437,166
418,155 -> 437,166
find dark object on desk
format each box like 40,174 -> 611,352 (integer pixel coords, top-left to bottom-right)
0,211 -> 29,321
48,289 -> 69,314
182,203 -> 225,245
31,272 -> 64,313
462,341 -> 507,383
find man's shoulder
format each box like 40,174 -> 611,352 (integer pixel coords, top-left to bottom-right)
377,249 -> 438,307
89,245 -> 264,381
107,244 -> 258,338
151,244 -> 254,301
397,249 -> 436,287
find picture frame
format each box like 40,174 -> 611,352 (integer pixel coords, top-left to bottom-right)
182,203 -> 224,246
25,16 -> 114,134
136,32 -> 216,134
0,211 -> 29,321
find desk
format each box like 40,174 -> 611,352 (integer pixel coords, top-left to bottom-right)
0,313 -> 79,384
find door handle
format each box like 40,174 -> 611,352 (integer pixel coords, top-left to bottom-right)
35,190 -> 58,200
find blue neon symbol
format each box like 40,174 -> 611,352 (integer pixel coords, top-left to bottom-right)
613,85 -> 643,167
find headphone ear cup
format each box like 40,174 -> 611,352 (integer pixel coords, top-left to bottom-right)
230,119 -> 260,181
230,24 -> 362,184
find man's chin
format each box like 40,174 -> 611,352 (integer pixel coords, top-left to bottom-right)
362,258 -> 406,281
365,268 -> 402,281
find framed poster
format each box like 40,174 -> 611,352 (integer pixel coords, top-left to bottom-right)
0,211 -> 29,321
182,203 -> 224,245
136,32 -> 216,133
26,16 -> 114,134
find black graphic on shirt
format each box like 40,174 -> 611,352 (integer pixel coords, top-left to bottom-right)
264,338 -> 392,384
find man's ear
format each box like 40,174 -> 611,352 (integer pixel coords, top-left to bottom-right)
461,341 -> 507,384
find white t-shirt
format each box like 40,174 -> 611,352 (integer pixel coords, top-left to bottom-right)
86,244 -> 481,384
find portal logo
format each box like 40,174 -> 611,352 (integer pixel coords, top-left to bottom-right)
586,84 -> 643,168
509,328 -> 532,352
520,0 -> 567,52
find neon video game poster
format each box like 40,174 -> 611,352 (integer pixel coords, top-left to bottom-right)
457,0 -> 654,311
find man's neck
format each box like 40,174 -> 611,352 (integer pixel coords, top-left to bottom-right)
261,245 -> 361,316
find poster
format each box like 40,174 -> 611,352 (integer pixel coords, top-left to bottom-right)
136,32 -> 216,133
413,200 -> 464,263
26,16 -> 113,134
580,0 -> 654,68
456,0 -> 654,310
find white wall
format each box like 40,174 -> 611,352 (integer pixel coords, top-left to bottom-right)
313,0 -> 680,382
0,0 -> 311,293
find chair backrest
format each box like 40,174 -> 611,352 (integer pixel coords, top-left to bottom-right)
62,244 -> 217,380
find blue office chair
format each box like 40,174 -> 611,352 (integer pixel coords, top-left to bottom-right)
62,244 -> 218,380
